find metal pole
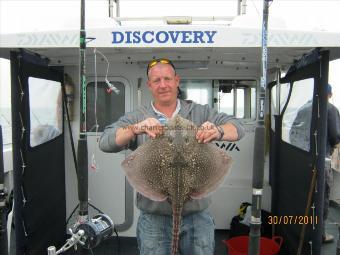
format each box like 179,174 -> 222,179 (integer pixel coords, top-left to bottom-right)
108,0 -> 113,18
77,0 -> 89,223
0,126 -> 8,255
237,0 -> 242,15
275,68 -> 281,116
47,246 -> 57,255
248,1 -> 271,255
241,0 -> 248,15
115,0 -> 120,18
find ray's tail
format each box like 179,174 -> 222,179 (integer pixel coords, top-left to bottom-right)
171,206 -> 182,255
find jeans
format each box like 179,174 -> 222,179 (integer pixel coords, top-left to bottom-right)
137,210 -> 215,255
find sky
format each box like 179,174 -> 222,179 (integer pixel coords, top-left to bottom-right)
0,0 -> 340,108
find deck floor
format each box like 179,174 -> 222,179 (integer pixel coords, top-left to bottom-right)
321,200 -> 340,255
8,204 -> 340,254
66,229 -> 229,255
68,205 -> 340,255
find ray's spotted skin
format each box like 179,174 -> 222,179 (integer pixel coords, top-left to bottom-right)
122,115 -> 232,255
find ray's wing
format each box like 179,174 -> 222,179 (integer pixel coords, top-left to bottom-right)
122,139 -> 170,201
189,144 -> 232,199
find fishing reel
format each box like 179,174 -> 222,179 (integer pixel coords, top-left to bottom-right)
47,214 -> 113,254
75,213 -> 113,249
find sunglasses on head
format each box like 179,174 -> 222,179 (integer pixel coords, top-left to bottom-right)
146,58 -> 176,75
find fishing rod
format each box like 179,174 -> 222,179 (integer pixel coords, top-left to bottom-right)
77,0 -> 89,225
248,1 -> 272,255
47,1 -> 114,253
75,0 -> 115,250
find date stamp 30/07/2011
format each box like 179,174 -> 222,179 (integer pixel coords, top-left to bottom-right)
267,215 -> 318,225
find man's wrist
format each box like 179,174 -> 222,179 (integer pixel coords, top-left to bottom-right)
130,124 -> 137,136
216,125 -> 224,140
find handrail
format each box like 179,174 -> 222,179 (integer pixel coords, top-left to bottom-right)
111,15 -> 236,24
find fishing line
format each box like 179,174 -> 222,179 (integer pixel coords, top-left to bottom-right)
90,48 -> 120,171
95,48 -> 120,94
92,48 -> 121,255
90,48 -> 100,172
250,0 -> 260,16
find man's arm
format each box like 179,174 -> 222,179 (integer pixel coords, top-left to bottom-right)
99,111 -> 139,153
115,125 -> 136,147
219,122 -> 239,141
195,104 -> 244,143
115,118 -> 163,147
99,116 -> 163,152
196,121 -> 239,143
328,103 -> 340,148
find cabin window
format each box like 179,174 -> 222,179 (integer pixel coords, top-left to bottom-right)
280,83 -> 290,110
217,87 -> 234,116
282,78 -> 314,151
0,58 -> 11,147
250,87 -> 256,119
236,88 -> 245,118
270,82 -> 290,131
180,80 -> 213,107
29,77 -> 63,147
217,80 -> 256,119
270,85 -> 277,131
86,81 -> 125,132
180,79 -> 256,119
329,59 -> 340,111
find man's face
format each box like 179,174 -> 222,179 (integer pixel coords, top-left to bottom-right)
147,63 -> 179,105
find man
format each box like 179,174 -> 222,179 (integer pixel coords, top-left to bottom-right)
99,58 -> 245,254
323,84 -> 340,243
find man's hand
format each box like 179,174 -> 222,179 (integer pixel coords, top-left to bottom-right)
196,121 -> 221,144
115,118 -> 164,147
132,118 -> 164,138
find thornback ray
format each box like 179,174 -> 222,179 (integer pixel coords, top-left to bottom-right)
122,115 -> 232,255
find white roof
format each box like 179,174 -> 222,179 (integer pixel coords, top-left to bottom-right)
1,17 -> 340,68
1,25 -> 340,49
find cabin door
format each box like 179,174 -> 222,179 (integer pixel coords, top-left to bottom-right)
10,51 -> 66,254
84,77 -> 133,234
269,50 -> 329,255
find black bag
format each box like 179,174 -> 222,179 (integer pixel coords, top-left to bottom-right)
229,215 -> 250,238
229,203 -> 272,238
